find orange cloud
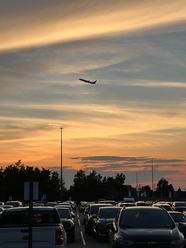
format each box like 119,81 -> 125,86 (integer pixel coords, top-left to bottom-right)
0,0 -> 186,52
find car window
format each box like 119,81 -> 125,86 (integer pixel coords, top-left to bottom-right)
58,209 -> 71,219
0,209 -> 60,226
120,209 -> 175,229
99,208 -> 120,218
170,213 -> 186,222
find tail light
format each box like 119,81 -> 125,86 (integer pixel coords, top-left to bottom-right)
56,229 -> 64,245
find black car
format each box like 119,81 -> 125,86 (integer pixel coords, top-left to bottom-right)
153,203 -> 173,211
56,207 -> 75,243
107,206 -> 186,248
168,211 -> 186,238
84,203 -> 112,236
93,206 -> 121,242
172,202 -> 186,213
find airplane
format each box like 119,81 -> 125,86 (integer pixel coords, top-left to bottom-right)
79,78 -> 97,84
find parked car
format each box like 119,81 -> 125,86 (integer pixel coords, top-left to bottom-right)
153,203 -> 173,211
106,206 -> 186,248
5,201 -> 23,207
93,206 -> 121,242
46,201 -> 59,207
135,201 -> 146,206
84,203 -> 112,236
172,202 -> 186,213
168,211 -> 186,238
56,207 -> 75,243
58,203 -> 74,213
2,204 -> 14,209
117,202 -> 135,208
0,206 -> 67,247
97,200 -> 117,206
0,207 -> 4,215
82,202 -> 95,224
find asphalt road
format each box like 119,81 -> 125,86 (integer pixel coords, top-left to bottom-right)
67,211 -> 108,248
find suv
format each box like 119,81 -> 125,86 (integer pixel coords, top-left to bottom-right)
5,201 -> 23,207
84,203 -> 112,236
56,207 -> 75,243
93,206 -> 121,242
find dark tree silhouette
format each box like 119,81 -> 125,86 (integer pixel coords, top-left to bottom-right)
154,177 -> 174,197
0,160 -> 63,202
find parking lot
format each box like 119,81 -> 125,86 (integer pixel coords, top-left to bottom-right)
68,211 -> 108,248
68,200 -> 186,248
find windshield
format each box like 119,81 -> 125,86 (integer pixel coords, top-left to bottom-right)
120,209 -> 175,229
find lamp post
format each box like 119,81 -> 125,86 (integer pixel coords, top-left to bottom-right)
152,158 -> 154,198
2,174 -> 5,202
60,127 -> 63,202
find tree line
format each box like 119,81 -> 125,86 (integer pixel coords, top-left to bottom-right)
0,160 -> 174,203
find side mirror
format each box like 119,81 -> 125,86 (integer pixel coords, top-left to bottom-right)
178,223 -> 186,232
106,222 -> 115,233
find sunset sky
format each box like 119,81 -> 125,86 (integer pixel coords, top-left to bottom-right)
1,0 -> 186,191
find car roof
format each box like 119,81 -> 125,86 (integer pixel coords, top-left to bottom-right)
123,206 -> 165,211
168,211 -> 185,214
3,206 -> 56,212
99,206 -> 121,210
90,203 -> 112,207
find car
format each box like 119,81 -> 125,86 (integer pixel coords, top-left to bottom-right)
106,206 -> 186,248
135,201 -> 146,206
168,211 -> 186,238
0,206 -> 67,247
82,202 -> 95,224
2,204 -> 14,209
0,207 -> 4,215
58,203 -> 74,213
98,200 -> 117,206
117,202 -> 135,208
56,207 -> 75,243
84,203 -> 112,236
153,203 -> 173,211
172,202 -> 186,213
92,206 -> 121,242
46,201 -> 59,207
5,200 -> 23,207
79,201 -> 88,213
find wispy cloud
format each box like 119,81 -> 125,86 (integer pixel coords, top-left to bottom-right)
1,0 -> 186,52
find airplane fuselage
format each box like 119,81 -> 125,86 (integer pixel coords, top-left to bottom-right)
79,78 -> 97,84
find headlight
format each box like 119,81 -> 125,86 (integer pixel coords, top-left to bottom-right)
116,235 -> 134,246
170,235 -> 185,246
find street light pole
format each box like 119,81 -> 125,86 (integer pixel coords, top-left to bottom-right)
152,158 -> 154,198
60,127 -> 63,202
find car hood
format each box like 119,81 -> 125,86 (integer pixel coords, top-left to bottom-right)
99,218 -> 114,223
120,227 -> 178,241
175,221 -> 186,226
